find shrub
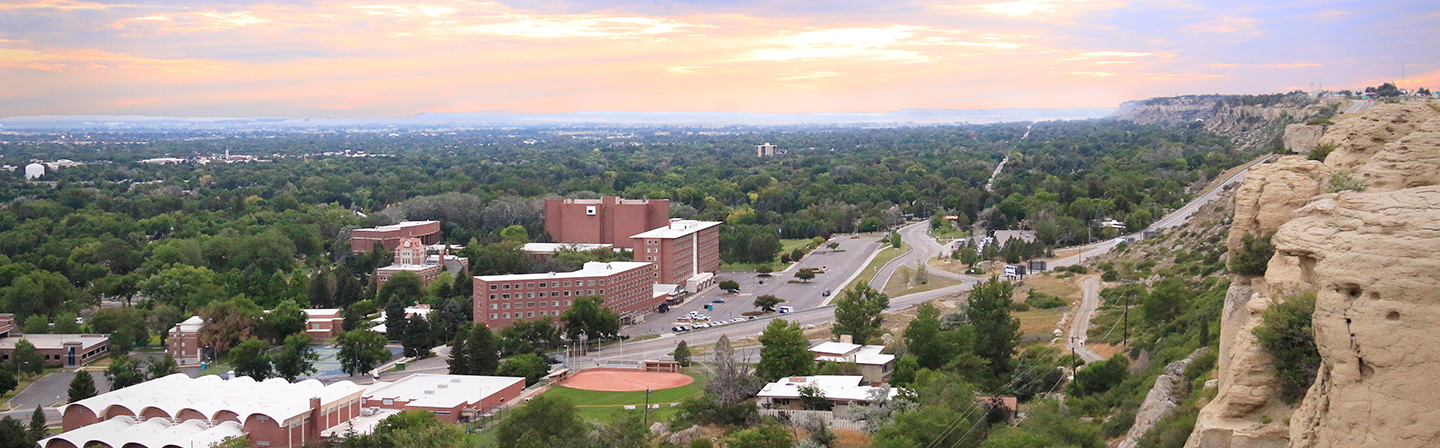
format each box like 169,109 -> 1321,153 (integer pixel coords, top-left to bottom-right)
1104,409 -> 1137,438
1008,301 -> 1031,312
1305,117 -> 1334,126
1069,354 -> 1129,397
1066,265 -> 1089,274
1253,292 -> 1320,403
1101,270 -> 1119,282
1308,143 -> 1337,161
1228,232 -> 1274,277
1026,291 -> 1067,309
1184,350 -> 1218,383
1325,170 -> 1366,193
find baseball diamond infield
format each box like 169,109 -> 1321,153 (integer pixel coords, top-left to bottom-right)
559,368 -> 694,392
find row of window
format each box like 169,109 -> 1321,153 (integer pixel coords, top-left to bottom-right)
489,289 -> 599,300
490,279 -> 603,290
490,300 -> 573,310
490,310 -> 560,320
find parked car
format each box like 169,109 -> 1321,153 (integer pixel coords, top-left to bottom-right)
822,290 -> 831,297
712,298 -> 726,303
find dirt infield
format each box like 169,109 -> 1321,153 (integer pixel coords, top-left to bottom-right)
559,368 -> 694,392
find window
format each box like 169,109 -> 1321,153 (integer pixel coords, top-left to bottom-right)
489,294 -> 497,300
503,303 -> 510,309
566,300 -> 573,305
502,294 -> 510,299
588,289 -> 595,295
587,280 -> 596,286
490,313 -> 498,319
490,304 -> 498,310
539,282 -> 546,288
553,301 -> 560,307
564,281 -> 572,287
527,302 -> 535,308
514,283 -> 522,289
563,291 -> 571,296
490,284 -> 498,290
586,205 -> 597,215
528,311 -> 535,317
598,280 -> 605,285
526,292 -> 535,298
502,284 -> 510,290
503,313 -> 510,318
527,283 -> 535,288
538,292 -> 546,298
599,289 -> 604,294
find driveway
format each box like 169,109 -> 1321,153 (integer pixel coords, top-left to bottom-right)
1067,277 -> 1105,363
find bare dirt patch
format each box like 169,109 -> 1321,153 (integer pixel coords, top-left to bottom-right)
560,368 -> 694,392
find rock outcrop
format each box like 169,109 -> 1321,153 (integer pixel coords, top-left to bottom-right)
1190,102 -> 1440,448
1283,124 -> 1327,154
1120,348 -> 1210,448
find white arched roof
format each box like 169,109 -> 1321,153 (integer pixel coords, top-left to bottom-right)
66,373 -> 362,425
44,417 -> 243,448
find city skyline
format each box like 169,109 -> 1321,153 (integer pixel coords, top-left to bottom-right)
1,0 -> 1436,118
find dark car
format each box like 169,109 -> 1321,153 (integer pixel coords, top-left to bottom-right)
712,298 -> 726,303
822,290 -> 831,297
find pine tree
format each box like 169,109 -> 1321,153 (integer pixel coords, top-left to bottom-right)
967,277 -> 1020,380
468,324 -> 499,375
447,325 -> 471,375
673,340 -> 692,367
308,267 -> 332,308
27,405 -> 44,443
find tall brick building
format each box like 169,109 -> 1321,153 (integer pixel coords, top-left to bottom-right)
544,196 -> 669,251
632,219 -> 721,291
474,261 -> 658,329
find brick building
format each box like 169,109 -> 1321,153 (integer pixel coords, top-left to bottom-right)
544,196 -> 670,251
474,261 -> 658,329
631,219 -> 722,291
303,309 -> 344,340
49,374 -> 364,448
361,374 -> 525,423
167,316 -> 205,365
375,237 -> 468,290
350,221 -> 441,252
0,314 -> 109,368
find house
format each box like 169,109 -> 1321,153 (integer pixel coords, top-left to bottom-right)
167,316 -> 205,365
809,341 -> 895,384
48,374 -> 364,448
350,221 -> 441,253
1100,218 -> 1127,230
756,376 -> 899,420
473,261 -> 659,329
360,373 -> 525,423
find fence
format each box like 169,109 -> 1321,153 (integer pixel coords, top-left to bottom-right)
758,409 -> 868,432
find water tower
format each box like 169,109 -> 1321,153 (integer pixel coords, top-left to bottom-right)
23,163 -> 43,180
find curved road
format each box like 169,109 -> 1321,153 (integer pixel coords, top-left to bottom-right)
587,156 -> 1266,366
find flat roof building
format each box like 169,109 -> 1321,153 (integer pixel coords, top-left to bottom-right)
361,373 -> 525,423
631,219 -> 722,291
350,221 -> 441,252
304,309 -> 344,340
809,341 -> 896,384
52,374 -> 364,448
756,376 -> 899,420
167,316 -> 205,366
545,196 -> 669,251
474,261 -> 658,329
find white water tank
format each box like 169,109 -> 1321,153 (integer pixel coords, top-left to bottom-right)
23,163 -> 43,180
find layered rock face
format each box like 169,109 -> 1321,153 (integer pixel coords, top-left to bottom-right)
1189,102 -> 1440,448
1283,124 -> 1326,154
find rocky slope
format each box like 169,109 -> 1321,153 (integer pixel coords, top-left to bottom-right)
1113,94 -> 1344,152
1188,101 -> 1440,448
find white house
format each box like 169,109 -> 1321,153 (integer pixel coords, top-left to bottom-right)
809,341 -> 895,384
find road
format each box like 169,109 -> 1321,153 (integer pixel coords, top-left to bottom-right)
619,234 -> 882,338
1342,99 -> 1375,114
1067,277 -> 1104,362
872,222 -> 983,293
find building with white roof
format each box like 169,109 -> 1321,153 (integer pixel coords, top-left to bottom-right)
473,261 -> 658,329
631,219 -> 721,291
0,314 -> 109,367
756,376 -> 900,420
521,242 -> 614,259
167,315 -> 206,365
55,374 -> 363,448
303,309 -> 344,339
42,417 -> 243,448
350,220 -> 441,252
361,373 -> 525,423
809,341 -> 896,384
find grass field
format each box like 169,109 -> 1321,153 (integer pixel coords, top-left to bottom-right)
720,238 -> 818,272
842,242 -> 909,293
879,265 -> 962,297
539,370 -> 710,423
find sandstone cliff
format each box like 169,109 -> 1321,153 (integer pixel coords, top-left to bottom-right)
1113,94 -> 1344,152
1188,101 -> 1440,448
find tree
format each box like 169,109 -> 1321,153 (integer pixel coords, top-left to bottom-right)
20,316 -> 46,335
231,337 -> 273,381
0,417 -> 26,448
466,324 -> 500,375
755,265 -> 773,276
337,330 -> 390,376
795,269 -> 815,283
726,421 -> 794,448
105,355 -> 146,390
673,340 -> 692,367
1254,291 -> 1320,403
600,410 -> 650,448
499,225 -> 530,244
497,353 -> 549,386
139,265 -> 224,311
967,277 -> 1020,379
446,326 -> 470,375
147,353 -> 180,379
753,295 -> 782,313
706,335 -> 763,404
1229,232 -> 1274,277
308,267 -> 333,308
401,314 -> 434,358
498,319 -> 561,356
384,299 -> 408,342
273,333 -> 319,382
905,303 -> 966,370
797,383 -> 833,410
3,270 -> 81,321
10,340 -> 42,377
561,297 -> 620,347
342,410 -> 470,448
1070,353 -> 1129,397
261,300 -> 307,340
494,395 -> 589,448
756,319 -> 814,382
719,280 -> 740,293
378,272 -> 424,307
198,296 -> 262,355
27,405 -> 44,443
833,281 -> 889,344
145,305 -> 185,346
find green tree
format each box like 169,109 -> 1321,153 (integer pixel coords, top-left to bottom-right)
68,370 -> 97,402
378,272 -> 424,307
104,355 -> 146,390
891,354 -> 919,386
198,296 -> 262,355
145,305 -> 185,346
833,281 -> 889,344
968,277 -> 1020,380
673,340 -> 692,367
753,295 -> 782,312
139,265 -> 224,311
147,353 -> 180,379
1253,291 -> 1320,403
795,269 -> 815,283
497,353 -> 549,386
756,319 -> 814,382
231,337 -> 273,381
19,316 -> 45,335
561,297 -> 620,347
0,417 -> 26,448
261,300 -> 307,340
904,303 -> 965,370
1229,232 -> 1274,277
401,314 -> 434,358
719,280 -> 740,293
500,225 -> 530,244
600,410 -> 650,448
446,326 -> 470,375
10,340 -> 42,377
494,395 -> 590,447
466,324 -> 499,375
2,270 -> 81,321
273,333 -> 319,382
1142,278 -> 1188,325
726,421 -> 794,448
337,329 -> 390,376
1070,354 -> 1129,397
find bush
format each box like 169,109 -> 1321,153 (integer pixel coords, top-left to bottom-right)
1184,350 -> 1218,383
1066,265 -> 1089,274
1069,354 -> 1129,397
1252,292 -> 1320,403
1008,301 -> 1031,312
1308,143 -> 1337,161
1325,170 -> 1366,193
1101,270 -> 1119,282
1228,233 -> 1274,277
1104,409 -> 1137,438
1025,291 -> 1067,309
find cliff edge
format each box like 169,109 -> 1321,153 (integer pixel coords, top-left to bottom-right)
1188,101 -> 1440,448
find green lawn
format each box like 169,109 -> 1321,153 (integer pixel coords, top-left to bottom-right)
842,242 -> 910,293
542,371 -> 709,407
720,238 -> 817,272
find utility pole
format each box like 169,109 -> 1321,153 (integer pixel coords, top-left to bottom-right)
643,386 -> 652,427
1069,335 -> 1082,390
1122,294 -> 1128,348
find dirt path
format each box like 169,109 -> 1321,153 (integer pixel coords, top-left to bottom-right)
1068,276 -> 1105,363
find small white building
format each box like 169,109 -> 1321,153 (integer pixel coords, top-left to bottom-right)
756,376 -> 900,420
809,341 -> 895,384
24,163 -> 44,180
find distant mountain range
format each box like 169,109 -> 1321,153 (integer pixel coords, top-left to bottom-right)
0,108 -> 1117,130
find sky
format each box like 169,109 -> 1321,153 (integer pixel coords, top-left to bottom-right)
1,0 -> 1437,117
